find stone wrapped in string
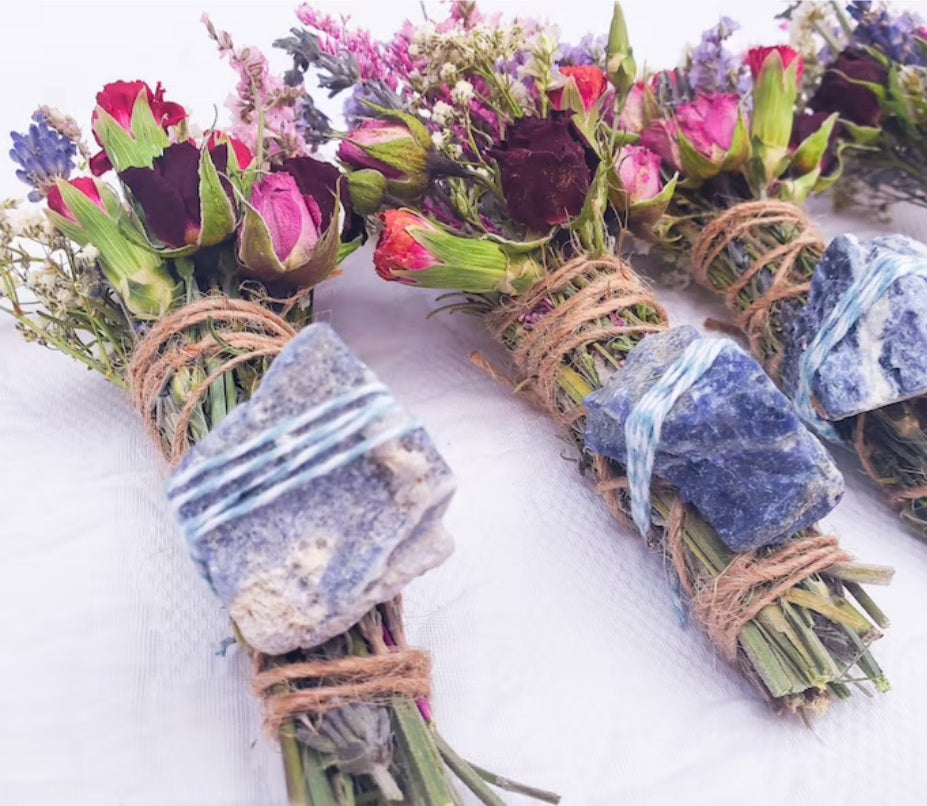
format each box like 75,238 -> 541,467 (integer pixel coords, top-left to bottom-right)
128,300 -> 453,739
164,321 -> 456,655
485,254 -> 853,672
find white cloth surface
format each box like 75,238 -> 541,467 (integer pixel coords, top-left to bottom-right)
2,2 -> 927,804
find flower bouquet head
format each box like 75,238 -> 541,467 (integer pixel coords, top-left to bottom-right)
785,0 -> 927,210
644,11 -> 927,540
2,23 -> 561,804
272,2 -> 895,715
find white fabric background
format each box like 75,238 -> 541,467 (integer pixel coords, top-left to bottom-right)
2,2 -> 927,804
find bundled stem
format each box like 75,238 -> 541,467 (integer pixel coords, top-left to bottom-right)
668,200 -> 927,536
466,253 -> 890,712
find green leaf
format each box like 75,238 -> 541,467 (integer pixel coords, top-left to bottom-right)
677,128 -> 721,181
840,120 -> 882,145
721,112 -> 752,172
198,146 -> 236,247
628,173 -> 678,225
790,112 -> 838,175
337,240 -> 363,263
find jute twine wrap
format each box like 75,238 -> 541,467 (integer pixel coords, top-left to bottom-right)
691,201 -> 825,382
692,200 -> 927,510
128,297 -> 297,465
252,603 -> 432,735
486,254 -> 848,662
127,295 -> 432,732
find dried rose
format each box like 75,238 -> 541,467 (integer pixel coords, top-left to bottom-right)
489,111 -> 599,233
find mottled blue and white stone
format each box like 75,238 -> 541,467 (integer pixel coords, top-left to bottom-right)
166,323 -> 455,655
781,233 -> 927,420
584,326 -> 844,552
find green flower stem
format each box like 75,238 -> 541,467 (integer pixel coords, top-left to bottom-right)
390,697 -> 458,805
434,732 -> 564,805
280,725 -> 313,806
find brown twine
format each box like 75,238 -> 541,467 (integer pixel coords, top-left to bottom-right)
252,649 -> 432,735
127,296 -> 297,464
126,296 -> 432,733
673,514 -> 850,661
484,253 -> 849,662
690,201 -> 825,382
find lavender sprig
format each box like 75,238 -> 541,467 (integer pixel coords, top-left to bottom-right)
9,113 -> 78,202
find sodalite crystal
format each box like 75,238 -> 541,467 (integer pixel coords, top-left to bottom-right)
781,234 -> 927,420
166,323 -> 455,655
584,326 -> 844,552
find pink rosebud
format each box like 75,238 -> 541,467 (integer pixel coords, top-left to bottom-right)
338,121 -> 429,181
640,119 -> 683,172
237,156 -> 349,290
374,210 -> 440,284
642,92 -> 741,172
46,177 -> 106,222
249,173 -> 321,269
616,145 -> 664,204
745,46 -> 804,82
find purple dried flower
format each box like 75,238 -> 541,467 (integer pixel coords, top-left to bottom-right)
848,1 -> 927,66
688,16 -> 750,96
10,112 -> 77,201
559,34 -> 607,67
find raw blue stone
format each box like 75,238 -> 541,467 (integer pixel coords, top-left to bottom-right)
781,233 -> 927,420
166,323 -> 455,654
584,326 -> 844,552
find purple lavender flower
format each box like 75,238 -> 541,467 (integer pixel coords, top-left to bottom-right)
559,33 -> 607,67
10,112 -> 77,201
343,80 -> 404,127
848,1 -> 927,66
689,16 -> 750,96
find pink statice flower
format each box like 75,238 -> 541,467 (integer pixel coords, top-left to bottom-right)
296,5 -> 400,89
203,14 -> 309,161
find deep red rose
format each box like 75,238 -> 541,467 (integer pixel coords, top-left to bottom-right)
120,142 -> 204,247
549,66 -> 609,112
745,46 -> 804,82
90,81 -> 187,176
808,47 -> 889,127
489,111 -> 599,233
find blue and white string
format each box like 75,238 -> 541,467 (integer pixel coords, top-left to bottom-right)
796,249 -> 927,442
624,337 -> 732,538
166,383 -> 419,545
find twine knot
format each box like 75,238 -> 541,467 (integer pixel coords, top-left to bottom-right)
486,254 -> 668,426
